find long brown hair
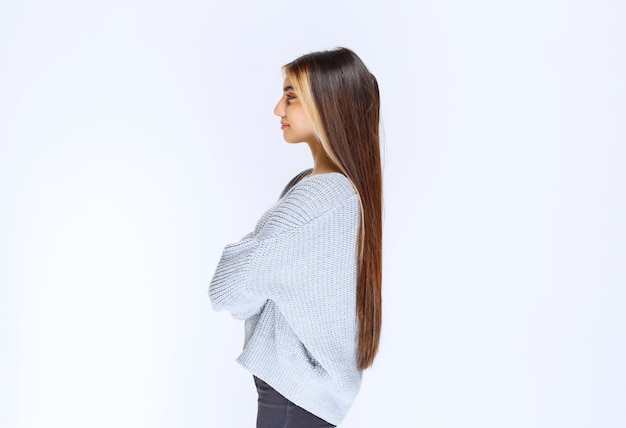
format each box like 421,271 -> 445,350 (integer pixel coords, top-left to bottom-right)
284,48 -> 382,370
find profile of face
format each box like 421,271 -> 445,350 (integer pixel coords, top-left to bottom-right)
273,77 -> 316,144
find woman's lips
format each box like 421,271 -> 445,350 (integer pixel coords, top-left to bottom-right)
281,122 -> 289,130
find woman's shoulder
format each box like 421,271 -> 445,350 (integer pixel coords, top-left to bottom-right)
282,170 -> 356,203
254,171 -> 359,239
275,171 -> 358,222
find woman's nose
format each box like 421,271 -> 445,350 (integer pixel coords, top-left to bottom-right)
274,98 -> 285,117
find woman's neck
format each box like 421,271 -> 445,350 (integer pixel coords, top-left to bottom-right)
306,140 -> 341,176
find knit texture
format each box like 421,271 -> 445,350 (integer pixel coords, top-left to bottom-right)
209,170 -> 362,426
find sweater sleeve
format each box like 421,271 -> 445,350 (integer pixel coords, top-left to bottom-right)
209,234 -> 266,320
209,175 -> 360,343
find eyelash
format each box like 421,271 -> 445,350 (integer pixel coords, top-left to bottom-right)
286,94 -> 296,103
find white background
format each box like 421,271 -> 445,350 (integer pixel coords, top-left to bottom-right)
1,0 -> 625,427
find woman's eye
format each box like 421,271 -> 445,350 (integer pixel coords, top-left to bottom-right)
286,94 -> 296,102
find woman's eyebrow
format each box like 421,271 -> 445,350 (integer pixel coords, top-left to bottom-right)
283,85 -> 295,92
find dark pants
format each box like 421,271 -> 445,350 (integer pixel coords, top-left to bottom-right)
254,376 -> 336,428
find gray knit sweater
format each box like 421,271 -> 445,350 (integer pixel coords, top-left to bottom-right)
209,169 -> 362,426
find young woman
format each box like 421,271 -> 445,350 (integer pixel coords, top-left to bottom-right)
209,47 -> 382,427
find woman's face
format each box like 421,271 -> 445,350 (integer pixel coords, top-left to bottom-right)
274,77 -> 316,144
